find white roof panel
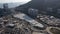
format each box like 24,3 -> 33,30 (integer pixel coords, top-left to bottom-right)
14,13 -> 44,28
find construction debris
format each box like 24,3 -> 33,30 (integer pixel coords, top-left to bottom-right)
0,13 -> 60,34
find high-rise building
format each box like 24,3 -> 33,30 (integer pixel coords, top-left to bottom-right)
57,9 -> 60,14
3,3 -> 11,15
3,3 -> 8,12
28,8 -> 38,18
47,8 -> 53,12
3,3 -> 8,9
47,8 -> 53,15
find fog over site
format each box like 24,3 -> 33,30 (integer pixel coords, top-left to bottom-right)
0,0 -> 31,8
0,0 -> 31,3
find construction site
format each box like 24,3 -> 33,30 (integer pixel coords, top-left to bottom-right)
0,0 -> 60,34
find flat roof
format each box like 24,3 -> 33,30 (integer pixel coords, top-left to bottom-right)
14,13 -> 44,28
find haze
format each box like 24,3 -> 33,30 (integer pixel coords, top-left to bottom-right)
0,0 -> 31,8
0,0 -> 31,3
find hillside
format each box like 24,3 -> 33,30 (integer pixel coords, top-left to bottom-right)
15,0 -> 60,18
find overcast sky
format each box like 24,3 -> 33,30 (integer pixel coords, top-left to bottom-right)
0,0 -> 31,3
0,0 -> 31,8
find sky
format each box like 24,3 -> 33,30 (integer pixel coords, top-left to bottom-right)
0,0 -> 31,8
0,0 -> 31,3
